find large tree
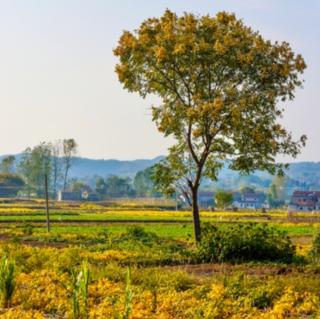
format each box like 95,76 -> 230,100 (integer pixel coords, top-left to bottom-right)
114,10 -> 306,242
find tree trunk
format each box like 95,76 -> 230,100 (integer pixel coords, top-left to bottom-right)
63,166 -> 69,191
44,174 -> 50,232
191,187 -> 201,243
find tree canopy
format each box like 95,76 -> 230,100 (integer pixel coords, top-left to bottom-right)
114,10 -> 306,241
134,167 -> 159,197
0,156 -> 15,174
17,139 -> 78,198
18,143 -> 52,197
215,191 -> 233,209
95,176 -> 135,198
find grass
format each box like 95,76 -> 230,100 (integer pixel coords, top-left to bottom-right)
0,199 -> 318,250
0,200 -> 319,317
0,221 -> 316,237
275,223 -> 320,236
32,224 -> 194,238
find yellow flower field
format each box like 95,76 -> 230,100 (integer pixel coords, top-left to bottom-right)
0,241 -> 317,318
0,200 -> 318,318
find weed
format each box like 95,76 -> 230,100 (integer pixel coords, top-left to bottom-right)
0,255 -> 15,308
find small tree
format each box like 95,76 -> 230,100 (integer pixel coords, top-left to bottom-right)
95,177 -> 107,195
51,140 -> 63,198
18,143 -> 52,197
62,139 -> 77,191
134,167 -> 159,197
268,175 -> 285,208
215,191 -> 233,209
100,176 -> 135,198
114,10 -> 306,242
0,156 -> 15,174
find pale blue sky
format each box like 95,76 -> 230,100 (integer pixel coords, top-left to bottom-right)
0,0 -> 318,160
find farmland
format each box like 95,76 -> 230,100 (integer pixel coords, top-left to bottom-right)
0,199 -> 318,318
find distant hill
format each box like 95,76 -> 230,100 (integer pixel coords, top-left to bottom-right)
0,154 -> 164,178
211,161 -> 320,192
69,156 -> 164,178
0,154 -> 319,189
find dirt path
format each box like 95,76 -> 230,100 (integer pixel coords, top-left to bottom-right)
168,263 -> 305,277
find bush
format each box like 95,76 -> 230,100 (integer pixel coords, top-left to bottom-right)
197,223 -> 295,263
223,273 -> 283,309
22,222 -> 34,236
309,232 -> 320,263
133,268 -> 194,292
122,226 -> 158,244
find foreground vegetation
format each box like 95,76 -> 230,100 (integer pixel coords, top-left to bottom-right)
0,200 -> 316,317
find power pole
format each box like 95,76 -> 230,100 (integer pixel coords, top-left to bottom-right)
44,173 -> 50,232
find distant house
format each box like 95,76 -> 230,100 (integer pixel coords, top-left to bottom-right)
82,191 -> 101,202
0,174 -> 25,198
179,191 -> 214,208
288,191 -> 320,211
58,190 -> 101,202
233,191 -> 268,209
57,191 -> 82,201
0,186 -> 19,198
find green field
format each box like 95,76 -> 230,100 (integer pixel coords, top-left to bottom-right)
0,199 -> 318,241
0,199 -> 319,318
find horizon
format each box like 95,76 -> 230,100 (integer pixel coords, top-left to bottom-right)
0,1 -> 318,161
1,152 -> 319,165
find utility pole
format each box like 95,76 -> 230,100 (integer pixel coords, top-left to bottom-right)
44,173 -> 50,232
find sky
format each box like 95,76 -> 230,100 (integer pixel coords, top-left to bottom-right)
0,0 -> 318,161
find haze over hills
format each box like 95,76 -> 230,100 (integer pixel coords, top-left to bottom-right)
67,157 -> 320,190
0,154 -> 320,190
0,154 -> 164,178
68,156 -> 164,178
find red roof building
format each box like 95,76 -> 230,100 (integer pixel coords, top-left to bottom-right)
289,191 -> 320,211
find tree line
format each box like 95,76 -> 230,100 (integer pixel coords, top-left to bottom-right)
0,145 -> 296,206
0,143 -> 161,199
68,167 -> 160,199
0,139 -> 77,198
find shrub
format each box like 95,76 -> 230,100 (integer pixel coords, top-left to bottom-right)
124,226 -> 158,243
22,222 -> 34,236
56,247 -> 82,273
250,286 -> 276,309
309,232 -> 320,263
197,223 -> 295,263
223,274 -> 283,309
98,262 -> 124,283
